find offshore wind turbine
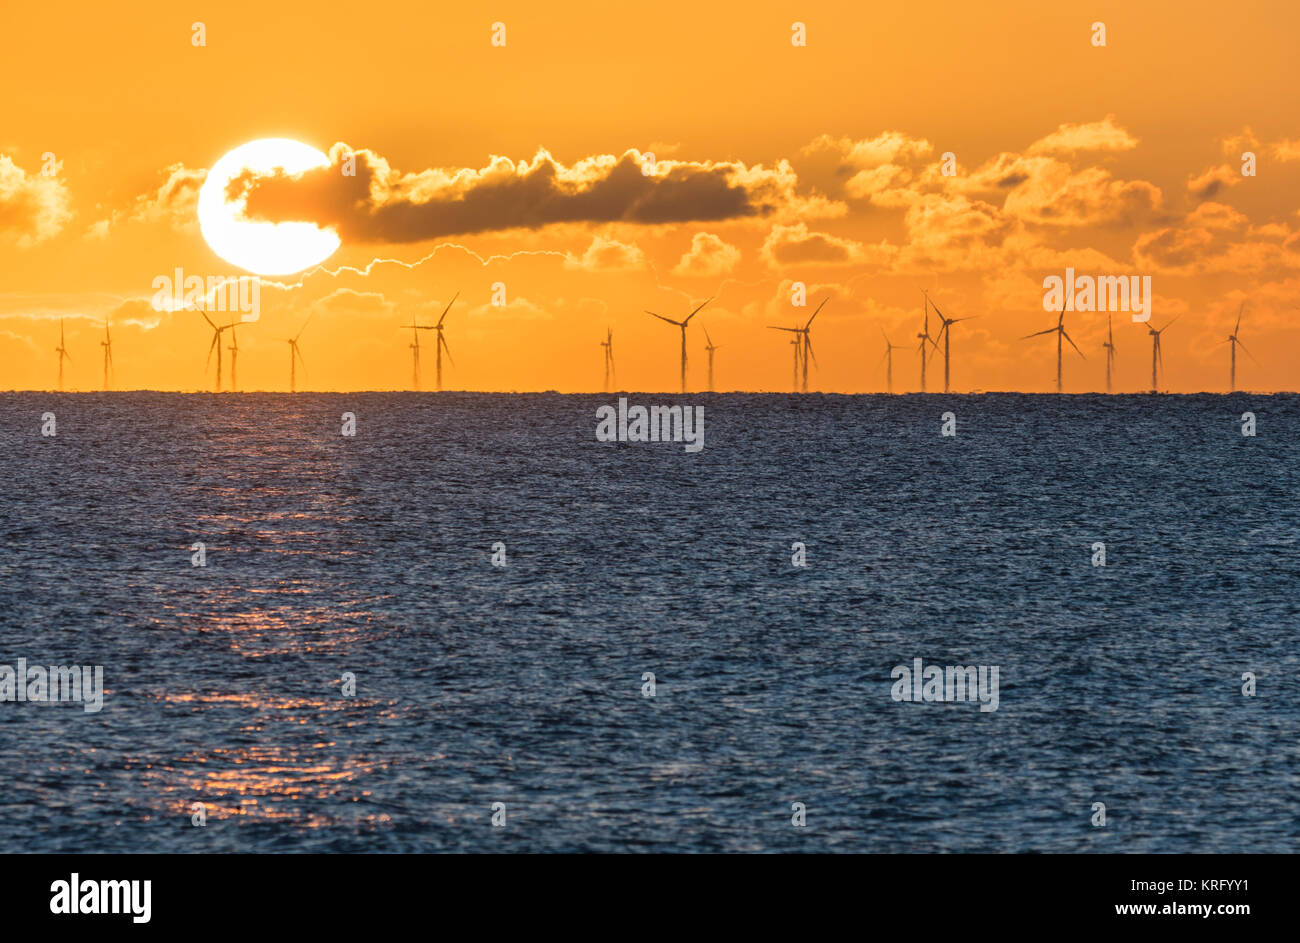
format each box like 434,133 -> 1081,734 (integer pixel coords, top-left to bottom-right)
286,313 -> 312,393
916,296 -> 939,392
646,297 -> 709,393
228,324 -> 239,392
600,327 -> 615,392
703,328 -> 719,392
405,318 -> 432,390
1023,305 -> 1085,393
55,318 -> 71,391
1147,316 -> 1179,393
429,292 -> 458,391
100,316 -> 114,391
925,291 -> 976,393
768,324 -> 803,391
1225,303 -> 1256,391
1101,312 -> 1117,393
767,298 -> 826,393
880,327 -> 906,393
201,312 -> 234,392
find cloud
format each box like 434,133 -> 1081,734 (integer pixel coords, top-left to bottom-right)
760,223 -> 868,267
309,287 -> 394,319
672,232 -> 740,277
232,144 -> 825,243
86,163 -> 206,237
967,155 -> 1164,227
1027,116 -> 1138,155
0,154 -> 73,245
1220,127 -> 1259,157
1187,163 -> 1241,199
1134,207 -> 1299,276
1272,139 -> 1300,162
803,131 -> 934,168
563,235 -> 646,272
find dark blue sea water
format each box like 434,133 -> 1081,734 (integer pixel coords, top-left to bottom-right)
1,392 -> 1297,853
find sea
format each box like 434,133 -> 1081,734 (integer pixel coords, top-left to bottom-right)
1,392 -> 1297,853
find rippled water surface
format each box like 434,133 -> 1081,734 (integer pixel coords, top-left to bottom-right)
1,392 -> 1297,852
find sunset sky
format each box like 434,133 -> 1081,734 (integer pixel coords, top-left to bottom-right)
2,0 -> 1298,392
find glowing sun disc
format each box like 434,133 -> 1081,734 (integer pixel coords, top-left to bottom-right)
198,138 -> 340,275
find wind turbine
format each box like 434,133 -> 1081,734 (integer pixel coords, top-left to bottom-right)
925,292 -> 976,393
767,298 -> 826,393
768,324 -> 803,391
703,328 -> 720,392
1101,312 -> 1117,393
286,313 -> 312,392
228,324 -> 239,392
1023,305 -> 1085,392
1225,303 -> 1256,392
100,316 -> 114,391
916,296 -> 939,392
55,318 -> 71,391
646,297 -> 709,393
201,312 -> 234,392
600,327 -> 615,392
1147,316 -> 1179,393
880,327 -> 906,393
430,292 -> 458,391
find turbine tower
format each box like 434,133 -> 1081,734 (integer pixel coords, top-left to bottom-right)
100,316 -> 114,391
228,324 -> 239,392
201,312 -> 234,392
767,298 -> 826,393
55,318 -> 71,391
645,297 -> 709,393
1101,313 -> 1117,393
600,327 -> 615,392
880,327 -> 906,393
925,291 -> 976,393
916,296 -> 939,392
703,328 -> 719,392
768,325 -> 803,391
1226,303 -> 1256,392
286,313 -> 312,393
430,292 -> 458,391
1147,316 -> 1179,393
1023,305 -> 1085,392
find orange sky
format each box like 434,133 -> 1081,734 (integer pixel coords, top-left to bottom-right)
2,0 -> 1298,392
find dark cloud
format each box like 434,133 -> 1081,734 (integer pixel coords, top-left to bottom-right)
229,146 -> 799,243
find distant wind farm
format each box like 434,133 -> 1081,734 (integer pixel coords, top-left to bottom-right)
31,288 -> 1278,395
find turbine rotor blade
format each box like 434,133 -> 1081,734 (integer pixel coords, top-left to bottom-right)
683,298 -> 712,324
804,297 -> 828,329
437,291 -> 459,327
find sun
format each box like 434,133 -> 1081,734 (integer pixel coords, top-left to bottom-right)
197,138 -> 341,276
